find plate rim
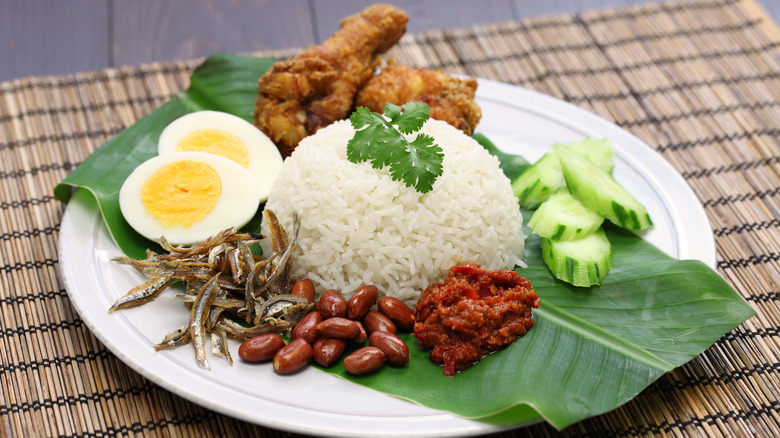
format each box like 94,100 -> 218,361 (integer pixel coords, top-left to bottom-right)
474,78 -> 715,267
57,78 -> 715,437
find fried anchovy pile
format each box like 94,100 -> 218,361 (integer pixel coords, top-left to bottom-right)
109,210 -> 309,370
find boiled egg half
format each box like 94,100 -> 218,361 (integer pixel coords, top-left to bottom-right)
119,151 -> 261,245
157,110 -> 282,202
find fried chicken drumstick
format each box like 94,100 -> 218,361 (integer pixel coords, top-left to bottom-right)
253,4 -> 408,157
355,60 -> 482,135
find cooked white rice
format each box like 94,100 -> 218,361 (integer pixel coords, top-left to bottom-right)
261,119 -> 525,303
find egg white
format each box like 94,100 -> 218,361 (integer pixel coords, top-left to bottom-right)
157,110 -> 283,202
119,151 -> 262,245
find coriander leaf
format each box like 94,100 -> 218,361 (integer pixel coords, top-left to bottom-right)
346,103 -> 443,193
348,108 -> 389,162
393,102 -> 430,134
371,134 -> 406,169
349,106 -> 377,131
348,124 -> 389,163
387,134 -> 443,193
383,103 -> 403,123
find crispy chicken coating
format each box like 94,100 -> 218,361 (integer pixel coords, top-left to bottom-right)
355,60 -> 482,135
253,4 -> 408,157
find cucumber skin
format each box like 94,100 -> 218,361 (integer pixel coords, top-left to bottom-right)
512,140 -> 614,209
528,191 -> 604,241
564,138 -> 614,174
610,201 -> 653,231
511,153 -> 566,209
541,229 -> 613,287
551,225 -> 573,241
553,144 -> 653,230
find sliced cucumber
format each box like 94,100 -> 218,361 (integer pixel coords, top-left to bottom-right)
511,152 -> 566,209
512,139 -> 614,209
565,137 -> 614,174
529,191 -> 604,240
553,143 -> 653,230
541,227 -> 612,287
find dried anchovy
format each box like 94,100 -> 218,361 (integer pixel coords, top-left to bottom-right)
211,327 -> 233,365
109,277 -> 175,312
155,326 -> 190,351
109,210 -> 308,370
190,275 -> 220,370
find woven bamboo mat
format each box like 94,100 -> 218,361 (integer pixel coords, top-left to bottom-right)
2,0 -> 779,436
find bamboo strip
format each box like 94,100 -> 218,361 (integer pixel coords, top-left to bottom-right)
1,0 -> 780,437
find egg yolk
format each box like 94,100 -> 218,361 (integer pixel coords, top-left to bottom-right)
141,160 -> 221,228
176,129 -> 250,169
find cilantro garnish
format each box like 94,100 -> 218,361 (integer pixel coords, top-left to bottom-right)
347,102 -> 444,193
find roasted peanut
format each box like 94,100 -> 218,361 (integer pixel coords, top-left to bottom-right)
343,346 -> 386,375
238,333 -> 285,362
292,311 -> 323,344
273,338 -> 313,374
315,289 -> 347,319
316,317 -> 361,339
291,278 -> 316,303
377,296 -> 415,331
347,285 -> 378,320
369,331 -> 409,366
312,337 -> 346,367
353,320 -> 367,343
362,310 -> 396,334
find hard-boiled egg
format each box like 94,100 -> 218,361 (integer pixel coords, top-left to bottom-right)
157,110 -> 282,202
119,151 -> 261,245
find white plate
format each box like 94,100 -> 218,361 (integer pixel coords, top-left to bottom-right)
58,79 -> 714,438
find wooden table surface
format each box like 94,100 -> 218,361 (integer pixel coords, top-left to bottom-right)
2,0 -> 779,82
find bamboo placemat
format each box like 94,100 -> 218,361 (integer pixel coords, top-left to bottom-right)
2,0 -> 779,436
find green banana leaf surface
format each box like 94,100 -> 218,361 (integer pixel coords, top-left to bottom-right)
54,54 -> 277,259
54,53 -> 755,430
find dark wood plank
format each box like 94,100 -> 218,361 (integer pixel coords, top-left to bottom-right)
0,0 -> 109,81
111,0 -> 315,68
4,0 -> 780,80
312,0 -> 518,42
510,0 -> 661,17
754,0 -> 780,24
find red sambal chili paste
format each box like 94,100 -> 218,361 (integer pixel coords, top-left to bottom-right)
412,264 -> 539,376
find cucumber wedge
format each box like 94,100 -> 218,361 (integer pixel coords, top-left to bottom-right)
564,137 -> 614,174
529,191 -> 604,240
511,152 -> 565,209
512,139 -> 614,209
553,143 -> 653,230
541,227 -> 612,287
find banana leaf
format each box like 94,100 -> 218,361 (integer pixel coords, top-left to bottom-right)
472,132 -> 530,181
320,225 -> 754,428
54,54 -> 277,259
54,53 -> 755,430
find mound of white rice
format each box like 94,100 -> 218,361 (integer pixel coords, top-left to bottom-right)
261,119 -> 525,303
